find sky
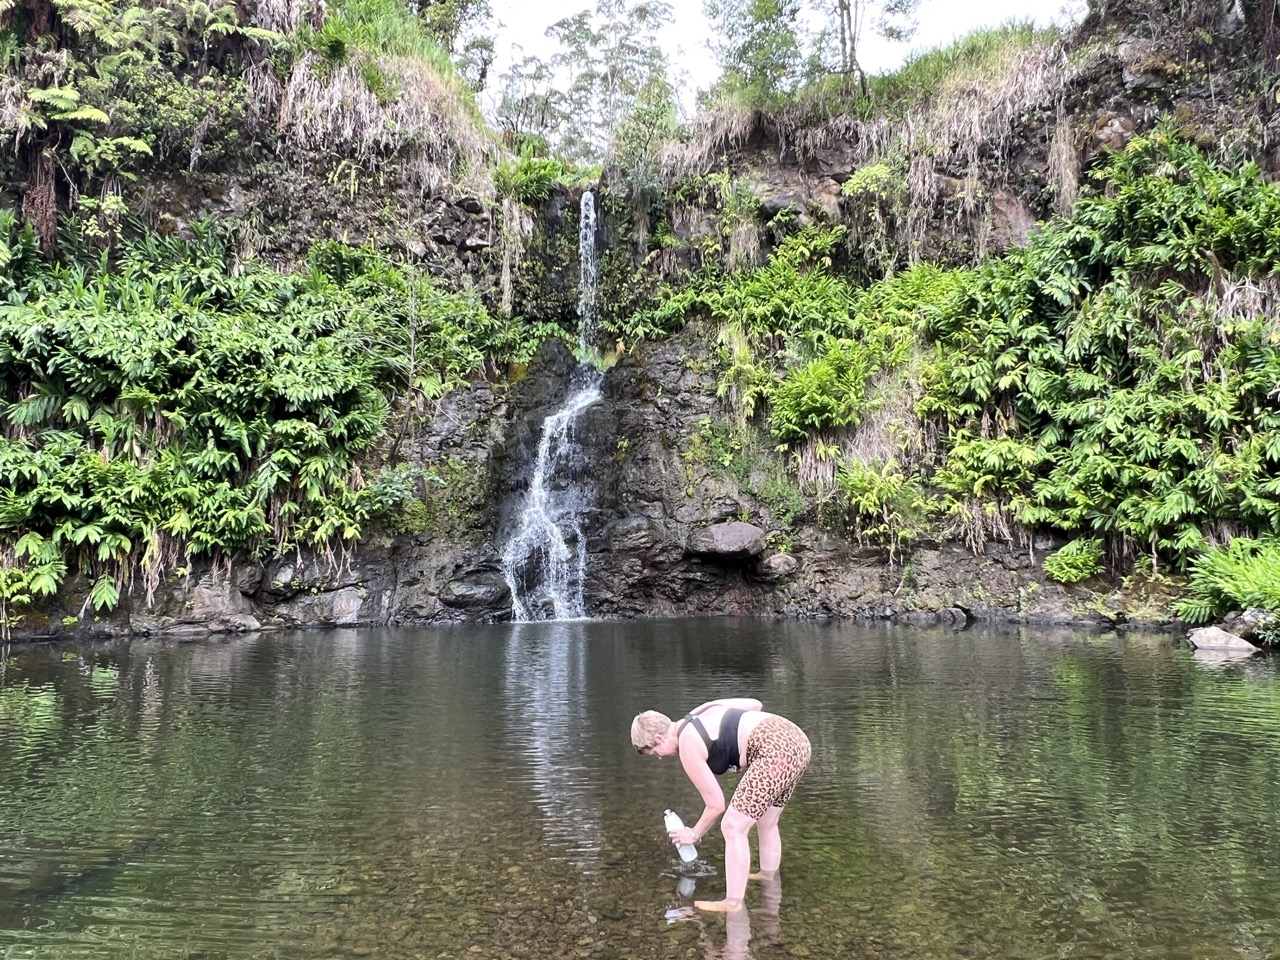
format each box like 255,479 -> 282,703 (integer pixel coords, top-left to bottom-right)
484,0 -> 1084,114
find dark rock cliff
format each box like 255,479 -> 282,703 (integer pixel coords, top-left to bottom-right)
11,326 -> 1179,642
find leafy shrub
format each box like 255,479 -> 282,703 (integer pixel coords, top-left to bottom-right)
495,151 -> 566,205
759,469 -> 805,526
1174,537 -> 1280,624
1043,538 -> 1105,584
833,459 -> 936,562
841,161 -> 902,201
83,65 -> 250,171
650,224 -> 850,344
649,225 -> 871,425
770,340 -> 879,441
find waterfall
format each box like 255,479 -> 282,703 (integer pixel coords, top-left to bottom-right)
500,192 -> 602,622
577,191 -> 598,354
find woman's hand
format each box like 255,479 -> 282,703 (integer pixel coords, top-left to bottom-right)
669,827 -> 698,847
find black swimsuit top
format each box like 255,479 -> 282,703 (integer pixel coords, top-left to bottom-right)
680,708 -> 745,775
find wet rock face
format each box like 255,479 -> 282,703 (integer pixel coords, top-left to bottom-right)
757,553 -> 799,582
566,325 -> 1111,626
439,565 -> 512,618
11,321 -> 1178,641
1220,608 -> 1279,645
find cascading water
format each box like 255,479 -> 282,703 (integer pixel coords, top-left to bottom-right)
500,192 -> 603,622
576,191 -> 598,354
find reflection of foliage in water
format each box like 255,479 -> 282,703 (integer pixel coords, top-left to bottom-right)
781,636 -> 1280,959
2,627 -> 1280,960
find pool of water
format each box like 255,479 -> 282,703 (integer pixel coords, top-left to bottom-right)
1,619 -> 1278,959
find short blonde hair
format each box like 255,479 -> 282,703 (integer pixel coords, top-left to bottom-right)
631,711 -> 672,753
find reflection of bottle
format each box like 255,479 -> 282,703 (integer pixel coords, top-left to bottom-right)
677,875 -> 697,897
664,809 -> 698,862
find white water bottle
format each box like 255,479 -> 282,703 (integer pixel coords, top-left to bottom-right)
664,809 -> 698,862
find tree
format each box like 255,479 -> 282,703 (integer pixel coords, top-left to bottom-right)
703,0 -> 803,104
823,0 -> 919,98
411,0 -> 489,50
493,54 -> 569,152
410,0 -> 494,90
609,71 -> 678,192
592,0 -> 672,136
492,0 -> 673,162
702,0 -> 920,105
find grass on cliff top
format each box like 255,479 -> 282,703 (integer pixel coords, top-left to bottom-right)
679,20 -> 1062,159
284,0 -> 491,192
305,0 -> 478,102
868,20 -> 1062,116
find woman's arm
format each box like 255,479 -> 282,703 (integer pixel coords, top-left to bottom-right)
679,742 -> 726,842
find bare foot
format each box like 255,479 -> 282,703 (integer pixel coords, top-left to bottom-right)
748,870 -> 777,881
695,899 -> 744,913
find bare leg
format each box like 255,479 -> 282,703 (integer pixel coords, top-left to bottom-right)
759,870 -> 782,916
696,807 -> 754,912
753,805 -> 784,877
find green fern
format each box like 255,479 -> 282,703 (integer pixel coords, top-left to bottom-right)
1043,538 -> 1105,584
1174,537 -> 1280,623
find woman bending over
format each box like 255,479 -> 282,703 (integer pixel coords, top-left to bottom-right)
631,697 -> 811,912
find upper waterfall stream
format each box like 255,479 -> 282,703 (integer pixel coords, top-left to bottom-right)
500,191 -> 603,622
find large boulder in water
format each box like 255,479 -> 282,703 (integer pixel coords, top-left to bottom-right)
1187,626 -> 1257,653
687,522 -> 766,561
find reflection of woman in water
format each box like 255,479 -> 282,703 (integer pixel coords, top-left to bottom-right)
632,698 -> 811,912
690,871 -> 785,960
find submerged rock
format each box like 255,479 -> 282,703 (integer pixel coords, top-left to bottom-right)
897,607 -> 972,628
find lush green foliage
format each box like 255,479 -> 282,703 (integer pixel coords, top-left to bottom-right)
649,225 -> 856,425
0,216 -> 557,624
81,63 -> 249,172
0,0 -> 282,249
303,0 -> 460,74
2,0 -> 488,254
1174,538 -> 1280,624
653,131 -> 1280,574
921,129 -> 1280,564
832,459 -> 934,561
864,21 -> 1057,116
841,161 -> 901,199
1043,538 -> 1105,584
495,150 -> 566,205
650,233 -> 956,441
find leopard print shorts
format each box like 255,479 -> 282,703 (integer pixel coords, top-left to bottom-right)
728,715 -> 811,821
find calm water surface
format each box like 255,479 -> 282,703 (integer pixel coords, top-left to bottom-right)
1,619 -> 1279,960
